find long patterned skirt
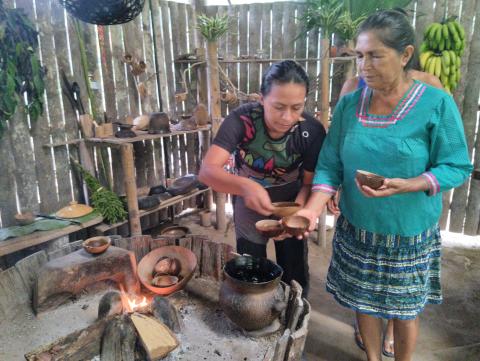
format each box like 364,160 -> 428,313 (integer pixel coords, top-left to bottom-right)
326,215 -> 442,320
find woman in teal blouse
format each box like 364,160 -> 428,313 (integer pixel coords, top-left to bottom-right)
299,10 -> 472,361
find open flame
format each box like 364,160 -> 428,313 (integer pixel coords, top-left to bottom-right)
119,283 -> 149,313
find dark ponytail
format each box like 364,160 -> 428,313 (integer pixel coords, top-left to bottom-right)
260,60 -> 309,96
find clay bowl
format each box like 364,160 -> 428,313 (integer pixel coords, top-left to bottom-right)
154,257 -> 181,276
138,246 -> 197,296
160,225 -> 190,238
255,220 -> 284,238
356,170 -> 385,190
271,202 -> 301,218
151,275 -> 179,288
83,236 -> 111,254
15,211 -> 35,226
282,215 -> 310,237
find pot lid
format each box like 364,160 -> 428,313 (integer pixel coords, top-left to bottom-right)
56,201 -> 94,218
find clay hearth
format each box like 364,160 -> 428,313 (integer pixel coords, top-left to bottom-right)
34,246 -> 139,313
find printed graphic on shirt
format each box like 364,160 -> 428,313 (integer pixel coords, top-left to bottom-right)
235,105 -> 302,187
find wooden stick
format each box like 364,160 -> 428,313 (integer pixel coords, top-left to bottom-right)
121,144 -> 141,236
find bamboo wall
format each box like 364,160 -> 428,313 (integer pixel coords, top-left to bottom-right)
0,0 -> 479,235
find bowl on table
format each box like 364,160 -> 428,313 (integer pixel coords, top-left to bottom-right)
83,236 -> 111,254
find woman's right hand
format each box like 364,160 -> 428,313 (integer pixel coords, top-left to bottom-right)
240,181 -> 274,216
327,191 -> 341,216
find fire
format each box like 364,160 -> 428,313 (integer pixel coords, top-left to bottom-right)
119,283 -> 149,313
128,296 -> 148,311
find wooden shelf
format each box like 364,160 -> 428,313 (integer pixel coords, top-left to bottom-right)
0,215 -> 103,257
94,187 -> 210,233
174,56 -> 356,64
85,126 -> 211,147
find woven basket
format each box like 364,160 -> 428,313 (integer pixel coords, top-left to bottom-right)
59,0 -> 145,25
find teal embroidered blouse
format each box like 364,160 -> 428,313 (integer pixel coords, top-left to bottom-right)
313,81 -> 473,236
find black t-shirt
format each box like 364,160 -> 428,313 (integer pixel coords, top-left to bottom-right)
213,102 -> 326,201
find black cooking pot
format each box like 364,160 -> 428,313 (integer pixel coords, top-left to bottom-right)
219,255 -> 286,331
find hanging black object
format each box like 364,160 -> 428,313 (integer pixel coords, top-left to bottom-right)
58,0 -> 145,25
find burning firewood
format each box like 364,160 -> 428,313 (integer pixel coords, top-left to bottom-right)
130,313 -> 179,360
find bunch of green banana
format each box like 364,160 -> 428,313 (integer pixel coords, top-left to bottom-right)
419,19 -> 466,93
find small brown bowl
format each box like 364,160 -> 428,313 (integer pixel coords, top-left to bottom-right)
151,275 -> 179,288
355,170 -> 385,190
271,202 -> 301,217
83,236 -> 111,254
282,215 -> 310,237
15,212 -> 35,226
154,257 -> 181,276
255,220 -> 284,238
160,225 -> 190,238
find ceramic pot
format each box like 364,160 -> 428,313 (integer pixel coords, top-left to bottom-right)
219,256 -> 286,331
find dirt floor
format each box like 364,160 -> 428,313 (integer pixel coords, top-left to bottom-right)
178,211 -> 480,361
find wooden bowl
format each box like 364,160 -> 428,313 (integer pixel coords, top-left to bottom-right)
271,202 -> 301,217
83,236 -> 111,254
255,220 -> 284,238
355,170 -> 385,190
282,215 -> 310,237
138,246 -> 197,296
15,212 -> 35,226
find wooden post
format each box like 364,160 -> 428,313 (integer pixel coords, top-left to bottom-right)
206,40 -> 227,231
319,37 -> 330,130
121,144 -> 141,236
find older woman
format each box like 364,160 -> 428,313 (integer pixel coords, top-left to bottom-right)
299,10 -> 472,361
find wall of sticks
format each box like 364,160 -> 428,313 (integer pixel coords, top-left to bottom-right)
0,0 -> 479,235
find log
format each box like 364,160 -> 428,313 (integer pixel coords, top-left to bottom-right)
461,1 -> 480,235
151,236 -> 177,249
101,314 -> 137,361
206,39 -> 227,231
284,301 -> 311,361
319,37 -> 330,130
98,291 -> 123,319
25,316 -> 112,361
285,280 -> 302,330
0,267 -> 29,320
121,144 -> 142,236
130,313 -> 179,360
272,329 -> 291,361
152,296 -> 183,333
14,250 -> 48,300
200,239 -> 221,279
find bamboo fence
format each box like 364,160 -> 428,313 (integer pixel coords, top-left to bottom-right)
0,0 -> 478,236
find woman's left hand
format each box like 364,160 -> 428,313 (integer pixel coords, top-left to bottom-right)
356,178 -> 411,198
